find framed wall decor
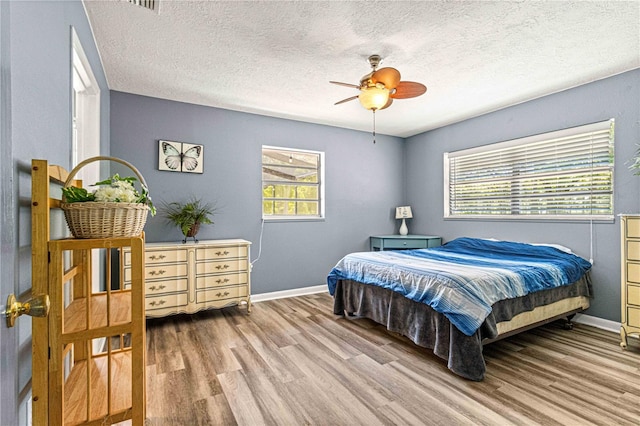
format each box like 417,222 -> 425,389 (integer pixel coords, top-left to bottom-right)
158,140 -> 204,174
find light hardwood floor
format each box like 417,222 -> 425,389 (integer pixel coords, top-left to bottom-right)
143,293 -> 640,425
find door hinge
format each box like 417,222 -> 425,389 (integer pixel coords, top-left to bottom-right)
48,347 -> 51,360
48,251 -> 51,263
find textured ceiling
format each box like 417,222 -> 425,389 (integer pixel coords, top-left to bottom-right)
83,0 -> 640,138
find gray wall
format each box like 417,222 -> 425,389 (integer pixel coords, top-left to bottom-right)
109,92 -> 405,294
405,69 -> 640,322
2,0 -> 110,422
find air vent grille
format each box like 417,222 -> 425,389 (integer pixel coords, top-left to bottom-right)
127,0 -> 157,12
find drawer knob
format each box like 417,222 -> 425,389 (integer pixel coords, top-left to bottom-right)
149,254 -> 166,261
215,291 -> 230,298
216,278 -> 230,284
148,284 -> 166,291
149,300 -> 166,306
215,250 -> 230,256
215,264 -> 230,270
148,270 -> 166,276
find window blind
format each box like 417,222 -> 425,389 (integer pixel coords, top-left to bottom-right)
444,119 -> 614,220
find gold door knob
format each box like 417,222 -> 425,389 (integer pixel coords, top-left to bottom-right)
5,294 -> 50,328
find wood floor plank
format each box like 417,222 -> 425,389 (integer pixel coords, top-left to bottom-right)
290,331 -> 395,407
280,343 -> 387,426
375,400 -> 443,426
147,317 -> 185,374
235,321 -> 305,383
216,370 -> 268,426
388,360 -> 528,426
307,313 -> 399,364
345,354 -> 480,425
175,329 -> 225,400
144,293 -> 640,425
284,310 -> 363,359
238,301 -> 300,348
193,394 -> 237,426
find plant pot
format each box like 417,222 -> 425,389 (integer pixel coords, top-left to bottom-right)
183,222 -> 200,243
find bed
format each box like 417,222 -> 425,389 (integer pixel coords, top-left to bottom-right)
327,237 -> 593,380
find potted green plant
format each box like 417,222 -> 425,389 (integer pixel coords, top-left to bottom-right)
630,146 -> 640,175
160,197 -> 216,243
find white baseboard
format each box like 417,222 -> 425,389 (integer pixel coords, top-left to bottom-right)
573,313 -> 620,333
252,287 -> 623,336
252,284 -> 328,303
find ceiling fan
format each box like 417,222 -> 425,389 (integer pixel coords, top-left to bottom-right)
330,54 -> 427,112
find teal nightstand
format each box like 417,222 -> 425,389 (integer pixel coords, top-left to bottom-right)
370,235 -> 442,251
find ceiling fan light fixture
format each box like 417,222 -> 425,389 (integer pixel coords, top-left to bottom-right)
358,85 -> 390,111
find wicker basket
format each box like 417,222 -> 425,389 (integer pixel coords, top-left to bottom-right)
62,156 -> 150,239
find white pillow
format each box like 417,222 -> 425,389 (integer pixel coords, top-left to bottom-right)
530,243 -> 573,254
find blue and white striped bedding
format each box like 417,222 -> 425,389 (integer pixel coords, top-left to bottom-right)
327,237 -> 592,336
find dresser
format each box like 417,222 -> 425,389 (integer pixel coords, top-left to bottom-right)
620,215 -> 640,349
370,234 -> 442,251
122,239 -> 251,318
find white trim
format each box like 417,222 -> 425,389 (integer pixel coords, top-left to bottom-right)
573,313 -> 620,333
252,284 -> 328,303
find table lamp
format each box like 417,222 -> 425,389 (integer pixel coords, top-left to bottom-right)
395,206 -> 413,236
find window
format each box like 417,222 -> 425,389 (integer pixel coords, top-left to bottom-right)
262,146 -> 324,219
444,119 -> 614,221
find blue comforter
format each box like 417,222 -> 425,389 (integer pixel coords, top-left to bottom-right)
327,237 -> 592,336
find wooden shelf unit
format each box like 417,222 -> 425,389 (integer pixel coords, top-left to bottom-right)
31,159 -> 146,425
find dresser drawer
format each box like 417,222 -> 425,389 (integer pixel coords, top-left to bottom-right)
628,285 -> 640,306
124,263 -> 188,282
627,217 -> 640,239
627,241 -> 640,262
124,279 -> 187,293
146,293 -> 188,311
196,272 -> 248,290
146,279 -> 188,295
123,248 -> 188,266
196,259 -> 248,275
382,239 -> 429,249
627,263 -> 640,284
196,245 -> 247,261
196,285 -> 248,304
628,306 -> 640,328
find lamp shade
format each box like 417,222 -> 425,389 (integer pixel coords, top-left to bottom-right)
359,85 -> 390,110
395,206 -> 413,219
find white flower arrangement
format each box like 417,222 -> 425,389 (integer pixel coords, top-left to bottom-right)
94,179 -> 139,203
62,173 -> 156,215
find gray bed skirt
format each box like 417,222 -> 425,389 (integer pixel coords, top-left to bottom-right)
332,275 -> 592,381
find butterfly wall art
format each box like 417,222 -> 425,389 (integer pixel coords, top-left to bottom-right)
158,140 -> 204,174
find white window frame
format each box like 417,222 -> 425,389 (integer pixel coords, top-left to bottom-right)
71,29 -> 104,357
444,119 -> 614,221
262,145 -> 325,221
71,28 -> 100,177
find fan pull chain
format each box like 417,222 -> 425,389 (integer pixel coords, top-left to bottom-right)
372,110 -> 376,144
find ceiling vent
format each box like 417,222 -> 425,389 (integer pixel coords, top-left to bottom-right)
127,0 -> 157,12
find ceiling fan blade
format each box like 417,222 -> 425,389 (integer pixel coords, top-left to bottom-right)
330,81 -> 360,89
371,67 -> 401,89
379,98 -> 394,110
391,81 -> 427,99
334,95 -> 359,105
